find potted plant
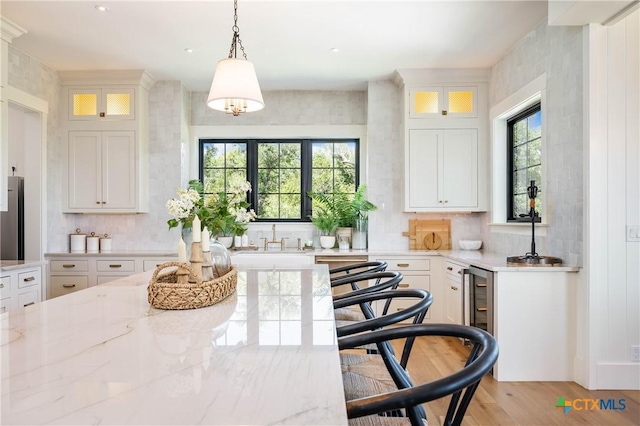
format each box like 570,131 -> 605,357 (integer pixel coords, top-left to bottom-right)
310,206 -> 338,249
308,184 -> 376,248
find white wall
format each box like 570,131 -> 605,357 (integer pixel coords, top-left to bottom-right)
488,20 -> 584,264
582,9 -> 640,390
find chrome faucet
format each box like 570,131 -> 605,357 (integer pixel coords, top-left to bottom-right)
261,224 -> 288,251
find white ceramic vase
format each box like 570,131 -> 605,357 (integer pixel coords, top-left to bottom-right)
217,236 -> 233,249
320,235 -> 336,249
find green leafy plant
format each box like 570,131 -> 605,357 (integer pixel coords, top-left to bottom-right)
309,206 -> 339,235
167,180 -> 256,236
307,184 -> 376,228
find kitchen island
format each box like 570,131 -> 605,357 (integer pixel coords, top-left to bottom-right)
0,265 -> 347,425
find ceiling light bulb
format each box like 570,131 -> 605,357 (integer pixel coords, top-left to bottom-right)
184,48 -> 194,54
330,48 -> 340,53
95,5 -> 108,12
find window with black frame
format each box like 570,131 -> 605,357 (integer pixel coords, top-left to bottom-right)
507,104 -> 542,222
199,139 -> 359,221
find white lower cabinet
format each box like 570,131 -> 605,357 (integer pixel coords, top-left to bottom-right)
0,264 -> 44,313
372,256 -> 439,323
50,276 -> 89,298
45,254 -> 176,299
443,260 -> 468,325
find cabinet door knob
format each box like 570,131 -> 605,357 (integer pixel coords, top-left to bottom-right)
23,276 -> 36,282
100,112 -> 105,117
442,110 -> 448,116
62,264 -> 76,268
63,284 -> 76,288
447,266 -> 453,271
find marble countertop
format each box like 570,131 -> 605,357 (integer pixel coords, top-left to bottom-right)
43,248 -> 580,272
0,265 -> 347,425
0,259 -> 46,271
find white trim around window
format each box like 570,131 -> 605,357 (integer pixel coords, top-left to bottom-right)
489,74 -> 548,236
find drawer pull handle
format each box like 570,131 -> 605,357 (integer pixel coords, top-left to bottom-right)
476,283 -> 487,288
24,302 -> 35,307
458,270 -> 462,274
23,276 -> 36,282
397,263 -> 409,267
63,284 -> 76,288
447,267 -> 453,271
109,264 -> 122,268
396,308 -> 404,312
398,283 -> 410,288
62,264 -> 76,268
0,283 -> 3,289
477,307 -> 488,312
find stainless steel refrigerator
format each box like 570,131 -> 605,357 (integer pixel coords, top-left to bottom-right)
1,176 -> 24,260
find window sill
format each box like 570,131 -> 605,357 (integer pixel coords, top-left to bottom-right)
489,222 -> 547,236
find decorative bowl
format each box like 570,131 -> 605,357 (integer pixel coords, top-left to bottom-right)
459,240 -> 482,250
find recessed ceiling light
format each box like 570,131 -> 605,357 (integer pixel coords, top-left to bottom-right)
330,48 -> 340,53
184,48 -> 194,54
95,5 -> 108,12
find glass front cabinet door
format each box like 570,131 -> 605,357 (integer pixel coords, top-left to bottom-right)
68,88 -> 135,121
409,86 -> 477,119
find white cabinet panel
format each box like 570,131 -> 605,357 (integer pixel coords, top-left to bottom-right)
406,128 -> 478,211
67,131 -> 136,211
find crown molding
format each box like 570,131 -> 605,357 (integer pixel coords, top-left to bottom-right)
0,16 -> 27,43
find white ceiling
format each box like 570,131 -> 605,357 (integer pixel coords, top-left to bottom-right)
1,1 -> 550,91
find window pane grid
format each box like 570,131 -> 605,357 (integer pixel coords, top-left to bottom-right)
508,106 -> 542,221
202,142 -> 247,195
199,139 -> 358,221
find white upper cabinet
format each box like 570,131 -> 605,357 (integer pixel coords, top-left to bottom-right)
59,70 -> 154,213
396,69 -> 488,212
68,88 -> 135,121
68,131 -> 136,211
409,86 -> 478,119
407,129 -> 478,210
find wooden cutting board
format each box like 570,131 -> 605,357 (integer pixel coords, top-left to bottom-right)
402,219 -> 451,250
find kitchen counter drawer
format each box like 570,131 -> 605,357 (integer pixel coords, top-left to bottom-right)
445,260 -> 467,278
0,276 -> 10,297
377,257 -> 431,271
18,269 -> 41,289
51,276 -> 89,298
51,260 -> 89,272
17,289 -> 39,309
96,260 -> 135,273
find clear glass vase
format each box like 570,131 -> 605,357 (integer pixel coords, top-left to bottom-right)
352,218 -> 368,250
209,239 -> 231,278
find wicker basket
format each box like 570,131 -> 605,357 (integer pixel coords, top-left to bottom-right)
148,262 -> 237,310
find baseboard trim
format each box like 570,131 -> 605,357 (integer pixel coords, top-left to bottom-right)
597,363 -> 640,390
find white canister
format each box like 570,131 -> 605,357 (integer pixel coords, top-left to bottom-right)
70,228 -> 86,252
86,232 -> 100,252
241,234 -> 249,247
100,234 -> 112,252
234,235 -> 242,248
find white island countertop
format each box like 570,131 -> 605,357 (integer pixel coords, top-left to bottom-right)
0,265 -> 347,425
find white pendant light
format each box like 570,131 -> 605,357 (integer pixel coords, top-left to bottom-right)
207,0 -> 264,116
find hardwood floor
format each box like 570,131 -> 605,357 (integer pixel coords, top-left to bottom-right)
395,336 -> 640,426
